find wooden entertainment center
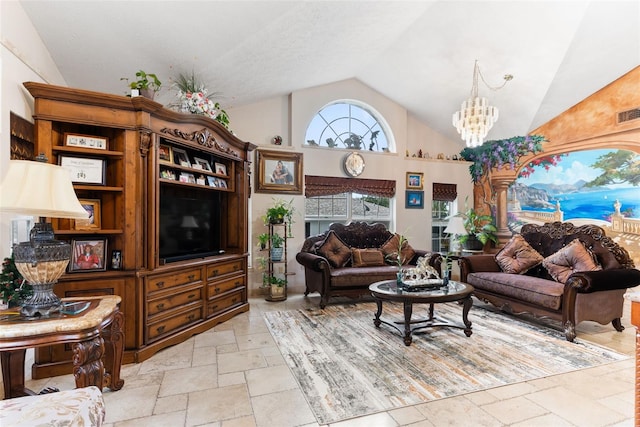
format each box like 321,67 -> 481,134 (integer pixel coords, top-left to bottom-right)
23,82 -> 255,378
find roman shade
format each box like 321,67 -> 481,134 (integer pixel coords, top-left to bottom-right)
305,175 -> 396,198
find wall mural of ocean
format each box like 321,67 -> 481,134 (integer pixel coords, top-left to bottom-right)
512,148 -> 640,265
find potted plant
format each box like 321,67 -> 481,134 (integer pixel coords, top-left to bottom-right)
0,255 -> 31,307
270,233 -> 285,261
257,256 -> 269,288
121,70 -> 161,99
456,202 -> 498,251
263,198 -> 294,225
269,275 -> 287,297
257,233 -> 270,250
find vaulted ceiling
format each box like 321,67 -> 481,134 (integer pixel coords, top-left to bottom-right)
20,1 -> 640,145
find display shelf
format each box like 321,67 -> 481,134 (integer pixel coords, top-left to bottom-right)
265,222 -> 288,302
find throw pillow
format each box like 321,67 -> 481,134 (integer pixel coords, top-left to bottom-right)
495,234 -> 543,274
316,231 -> 352,268
542,238 -> 602,283
351,248 -> 386,267
381,234 -> 416,265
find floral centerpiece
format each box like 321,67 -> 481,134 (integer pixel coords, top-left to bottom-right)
0,255 -> 31,307
172,72 -> 230,129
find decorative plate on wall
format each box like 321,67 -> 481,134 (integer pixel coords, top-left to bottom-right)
343,152 -> 365,177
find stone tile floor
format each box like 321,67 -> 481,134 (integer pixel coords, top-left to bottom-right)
13,293 -> 639,426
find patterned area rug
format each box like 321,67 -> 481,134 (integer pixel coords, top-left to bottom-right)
263,302 -> 628,425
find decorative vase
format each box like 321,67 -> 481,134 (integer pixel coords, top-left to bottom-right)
270,217 -> 284,224
271,285 -> 285,297
139,88 -> 155,100
271,247 -> 283,262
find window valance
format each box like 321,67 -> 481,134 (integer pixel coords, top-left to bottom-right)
433,183 -> 457,202
305,175 -> 396,198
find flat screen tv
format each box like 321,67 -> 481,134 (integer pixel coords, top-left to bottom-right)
159,186 -> 223,263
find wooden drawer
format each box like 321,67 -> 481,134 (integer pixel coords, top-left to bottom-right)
207,259 -> 244,280
147,284 -> 203,317
207,289 -> 244,317
147,268 -> 202,295
208,276 -> 244,299
146,304 -> 203,342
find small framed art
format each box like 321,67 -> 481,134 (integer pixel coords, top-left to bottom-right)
172,147 -> 190,167
111,250 -> 122,270
58,155 -> 106,185
405,190 -> 424,209
406,172 -> 423,190
214,162 -> 227,176
64,133 -> 108,150
194,157 -> 212,172
69,239 -> 108,272
159,144 -> 173,163
73,199 -> 101,231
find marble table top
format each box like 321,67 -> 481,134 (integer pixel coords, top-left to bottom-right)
0,295 -> 121,340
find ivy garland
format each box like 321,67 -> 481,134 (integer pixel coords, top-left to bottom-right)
459,135 -> 551,183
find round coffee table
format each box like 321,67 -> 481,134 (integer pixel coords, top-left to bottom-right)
369,279 -> 474,346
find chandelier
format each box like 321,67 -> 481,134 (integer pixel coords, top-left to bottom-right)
452,60 -> 513,148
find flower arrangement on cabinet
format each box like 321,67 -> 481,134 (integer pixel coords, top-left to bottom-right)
172,71 -> 230,129
459,135 -> 563,183
0,255 -> 31,306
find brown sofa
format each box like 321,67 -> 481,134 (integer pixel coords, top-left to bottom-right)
296,222 -> 439,308
459,221 -> 640,341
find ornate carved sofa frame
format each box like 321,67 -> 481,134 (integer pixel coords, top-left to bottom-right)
296,222 -> 439,308
460,222 -> 640,341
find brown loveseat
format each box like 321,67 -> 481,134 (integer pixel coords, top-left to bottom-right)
296,222 -> 439,308
459,221 -> 640,341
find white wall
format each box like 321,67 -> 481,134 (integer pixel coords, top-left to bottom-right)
0,1 -> 67,259
230,79 -> 473,294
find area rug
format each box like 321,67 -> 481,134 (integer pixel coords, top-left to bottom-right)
263,302 -> 628,425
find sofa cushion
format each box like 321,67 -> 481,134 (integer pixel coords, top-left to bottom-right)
329,265 -> 399,288
467,272 -> 564,311
495,234 -> 543,274
542,238 -> 601,283
381,234 -> 415,265
351,248 -> 386,267
316,231 -> 352,268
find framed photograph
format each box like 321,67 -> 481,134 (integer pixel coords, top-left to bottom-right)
255,150 -> 303,194
64,133 -> 108,150
111,250 -> 122,270
405,190 -> 424,209
406,172 -> 424,190
194,157 -> 212,172
160,169 -> 176,180
218,179 -> 228,189
69,239 -> 108,272
172,147 -> 190,167
73,199 -> 101,230
214,162 -> 227,176
207,176 -> 218,187
59,155 -> 106,185
159,144 -> 173,163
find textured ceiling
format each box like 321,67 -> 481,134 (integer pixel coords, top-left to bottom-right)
19,1 -> 640,145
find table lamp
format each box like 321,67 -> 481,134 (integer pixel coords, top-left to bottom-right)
444,216 -> 467,254
0,156 -> 89,317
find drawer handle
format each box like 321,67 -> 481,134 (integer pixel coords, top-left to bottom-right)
188,274 -> 195,281
156,281 -> 165,289
211,305 -> 218,311
233,265 -> 239,270
232,298 -> 238,303
188,293 -> 196,299
156,326 -> 165,334
156,303 -> 165,310
187,314 -> 195,321
212,269 -> 219,276
214,287 -> 221,293
234,281 -> 240,286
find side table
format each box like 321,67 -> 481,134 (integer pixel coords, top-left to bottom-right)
0,295 -> 124,399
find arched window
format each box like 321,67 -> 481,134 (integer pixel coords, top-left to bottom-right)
304,101 -> 393,152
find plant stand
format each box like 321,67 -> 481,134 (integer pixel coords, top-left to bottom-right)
265,221 -> 288,302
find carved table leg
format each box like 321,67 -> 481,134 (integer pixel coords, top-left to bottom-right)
461,296 -> 473,337
101,310 -> 125,390
403,301 -> 414,346
72,335 -> 105,390
1,349 -> 30,398
373,298 -> 382,328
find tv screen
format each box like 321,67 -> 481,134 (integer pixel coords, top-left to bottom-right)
159,187 -> 222,263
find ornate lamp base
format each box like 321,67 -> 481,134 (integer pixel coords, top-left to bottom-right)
20,282 -> 63,317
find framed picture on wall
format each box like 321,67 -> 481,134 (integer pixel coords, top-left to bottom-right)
405,190 -> 424,209
406,172 -> 423,190
73,199 -> 101,231
255,150 -> 303,194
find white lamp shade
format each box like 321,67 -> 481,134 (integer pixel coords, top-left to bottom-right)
0,160 -> 89,219
444,216 -> 467,236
